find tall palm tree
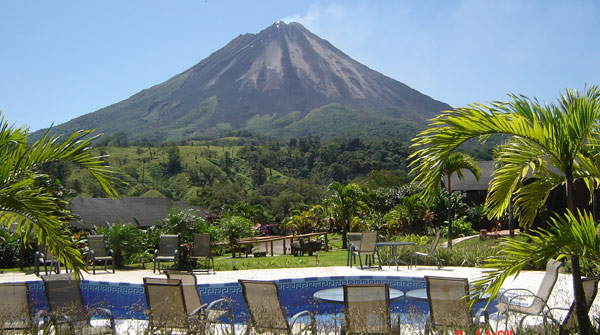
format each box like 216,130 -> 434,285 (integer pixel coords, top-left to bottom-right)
328,182 -> 367,249
409,86 -> 600,334
0,114 -> 118,275
411,152 -> 481,247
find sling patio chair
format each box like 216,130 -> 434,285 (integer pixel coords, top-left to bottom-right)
495,258 -> 563,329
238,279 -> 316,335
164,271 -> 234,333
0,282 -> 48,333
424,276 -> 490,335
154,234 -> 180,273
34,244 -> 60,276
346,232 -> 362,267
350,231 -> 381,270
41,273 -> 115,334
86,234 -> 115,274
144,277 -> 205,334
519,276 -> 599,334
343,284 -> 399,334
189,233 -> 215,274
410,230 -> 442,269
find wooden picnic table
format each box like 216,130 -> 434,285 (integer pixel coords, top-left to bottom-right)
234,232 -> 329,258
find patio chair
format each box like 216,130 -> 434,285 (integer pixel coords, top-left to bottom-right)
86,234 -> 115,274
495,258 -> 562,329
346,232 -> 362,266
238,279 -> 316,335
144,277 -> 206,334
154,234 -> 179,273
520,276 -> 599,334
350,231 -> 381,270
343,284 -> 399,334
0,282 -> 47,333
190,233 -> 215,274
410,229 -> 442,269
41,273 -> 115,334
424,276 -> 489,335
34,244 -> 60,276
164,271 -> 234,332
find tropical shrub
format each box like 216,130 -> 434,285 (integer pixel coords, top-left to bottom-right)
160,208 -> 209,245
0,229 -> 21,268
441,216 -> 476,238
212,215 -> 256,257
94,222 -> 144,267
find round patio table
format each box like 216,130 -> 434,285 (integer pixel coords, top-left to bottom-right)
314,287 -> 404,304
406,288 -> 490,301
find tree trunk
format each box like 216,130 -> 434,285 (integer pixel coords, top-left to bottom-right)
447,174 -> 453,248
341,218 -> 348,249
508,199 -> 514,237
566,174 -> 593,335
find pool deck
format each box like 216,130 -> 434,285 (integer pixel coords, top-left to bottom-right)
0,264 -> 577,306
1,264 -> 594,334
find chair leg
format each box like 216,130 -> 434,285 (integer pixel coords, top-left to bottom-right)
358,252 -> 364,269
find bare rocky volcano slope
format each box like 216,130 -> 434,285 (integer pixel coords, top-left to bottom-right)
34,21 -> 451,142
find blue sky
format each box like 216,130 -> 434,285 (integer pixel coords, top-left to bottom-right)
1,1 -> 599,132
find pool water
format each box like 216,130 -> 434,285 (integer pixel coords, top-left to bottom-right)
25,275 -> 496,322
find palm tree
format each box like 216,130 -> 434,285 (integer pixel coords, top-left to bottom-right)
411,152 -> 480,247
409,86 -> 600,334
327,182 -> 368,249
0,114 -> 118,275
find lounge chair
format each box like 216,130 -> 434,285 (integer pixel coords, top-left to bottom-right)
154,234 -> 179,273
34,244 -> 60,276
238,279 -> 316,335
495,258 -> 562,329
346,232 -> 362,266
410,230 -> 442,269
520,276 -> 599,333
144,277 -> 205,334
343,284 -> 398,334
424,276 -> 489,335
86,234 -> 115,274
0,282 -> 47,333
164,271 -> 234,332
190,233 -> 215,274
350,231 -> 381,270
41,273 -> 115,334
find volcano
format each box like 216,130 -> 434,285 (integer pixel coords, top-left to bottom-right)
34,21 -> 451,142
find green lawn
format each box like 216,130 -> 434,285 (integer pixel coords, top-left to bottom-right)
1,234 -> 518,273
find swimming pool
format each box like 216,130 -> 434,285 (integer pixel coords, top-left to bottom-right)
25,275 -> 496,322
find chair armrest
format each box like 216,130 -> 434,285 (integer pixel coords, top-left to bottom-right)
205,298 -> 233,321
154,249 -> 158,258
473,307 -> 489,325
189,305 -> 205,316
107,249 -> 114,256
34,309 -> 50,329
498,288 -> 537,302
507,293 -> 546,307
289,310 -> 316,335
88,307 -> 115,330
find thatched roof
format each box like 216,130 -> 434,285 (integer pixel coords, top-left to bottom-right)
450,160 -> 495,192
69,197 -> 206,229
